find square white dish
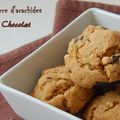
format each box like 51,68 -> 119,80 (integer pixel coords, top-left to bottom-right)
0,8 -> 120,120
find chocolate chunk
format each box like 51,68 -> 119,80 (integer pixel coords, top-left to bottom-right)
112,55 -> 120,64
94,82 -> 115,95
94,80 -> 120,95
47,77 -> 52,79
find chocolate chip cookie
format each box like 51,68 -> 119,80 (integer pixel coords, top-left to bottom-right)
32,66 -> 93,114
65,25 -> 120,88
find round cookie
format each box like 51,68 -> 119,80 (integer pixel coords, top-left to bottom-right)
84,91 -> 120,120
64,25 -> 120,88
32,66 -> 93,114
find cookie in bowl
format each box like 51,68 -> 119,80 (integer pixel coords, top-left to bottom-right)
64,25 -> 120,89
84,91 -> 120,120
32,66 -> 93,114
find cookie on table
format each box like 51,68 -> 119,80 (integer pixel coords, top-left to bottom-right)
32,66 -> 93,114
84,91 -> 120,120
64,25 -> 120,88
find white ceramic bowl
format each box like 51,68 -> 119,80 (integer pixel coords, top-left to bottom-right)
0,8 -> 120,120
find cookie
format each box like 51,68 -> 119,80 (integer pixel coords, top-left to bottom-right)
32,66 -> 93,114
84,91 -> 120,120
64,25 -> 120,88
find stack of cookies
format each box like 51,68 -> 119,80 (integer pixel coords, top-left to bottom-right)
32,25 -> 120,119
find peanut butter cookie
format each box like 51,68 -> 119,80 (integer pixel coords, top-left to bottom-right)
65,25 -> 120,88
85,91 -> 120,120
32,66 -> 93,114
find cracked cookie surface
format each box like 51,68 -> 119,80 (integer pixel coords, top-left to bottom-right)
32,66 -> 93,114
65,25 -> 120,88
84,91 -> 120,120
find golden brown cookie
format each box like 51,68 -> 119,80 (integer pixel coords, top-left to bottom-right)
84,91 -> 120,120
32,66 -> 93,114
65,25 -> 120,88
